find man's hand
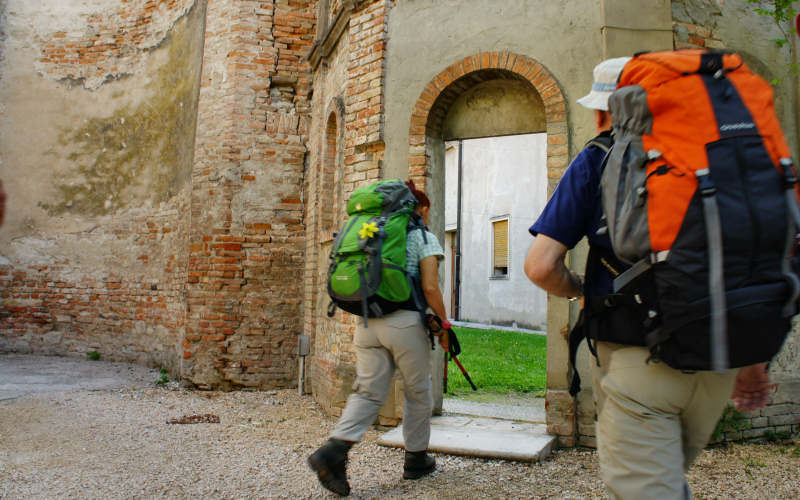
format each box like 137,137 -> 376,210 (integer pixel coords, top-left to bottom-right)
731,362 -> 775,411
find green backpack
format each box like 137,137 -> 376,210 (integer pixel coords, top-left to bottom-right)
327,179 -> 427,325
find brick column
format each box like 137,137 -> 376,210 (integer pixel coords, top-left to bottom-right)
184,0 -> 315,389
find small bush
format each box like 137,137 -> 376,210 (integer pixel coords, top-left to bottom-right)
86,351 -> 100,361
156,369 -> 169,386
763,429 -> 793,442
712,404 -> 751,442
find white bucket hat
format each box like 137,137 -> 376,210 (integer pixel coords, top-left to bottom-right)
576,57 -> 632,111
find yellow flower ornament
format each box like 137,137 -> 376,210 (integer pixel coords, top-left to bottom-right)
358,222 -> 379,239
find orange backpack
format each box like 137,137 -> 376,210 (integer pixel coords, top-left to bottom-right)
601,49 -> 800,371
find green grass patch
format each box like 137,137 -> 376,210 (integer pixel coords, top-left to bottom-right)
444,326 -> 546,398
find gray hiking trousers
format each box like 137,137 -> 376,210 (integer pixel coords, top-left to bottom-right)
330,309 -> 433,452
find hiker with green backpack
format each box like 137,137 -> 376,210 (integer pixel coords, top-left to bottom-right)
308,179 -> 450,497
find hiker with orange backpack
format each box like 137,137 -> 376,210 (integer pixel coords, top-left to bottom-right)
525,53 -> 792,499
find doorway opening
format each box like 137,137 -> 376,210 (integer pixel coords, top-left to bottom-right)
407,52 -> 570,429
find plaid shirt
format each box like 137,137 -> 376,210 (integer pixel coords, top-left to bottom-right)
406,229 -> 444,277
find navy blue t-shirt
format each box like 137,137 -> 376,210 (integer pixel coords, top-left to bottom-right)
529,141 -> 626,298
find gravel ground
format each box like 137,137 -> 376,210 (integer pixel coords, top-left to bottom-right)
1,367 -> 799,499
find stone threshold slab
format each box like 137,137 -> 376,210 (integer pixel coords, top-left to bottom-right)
377,415 -> 556,462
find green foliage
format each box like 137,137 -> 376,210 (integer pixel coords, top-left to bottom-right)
156,368 -> 170,386
741,456 -> 766,467
746,1 -> 799,81
712,404 -> 751,442
86,350 -> 100,361
444,326 -> 546,397
763,429 -> 794,442
747,0 -> 798,27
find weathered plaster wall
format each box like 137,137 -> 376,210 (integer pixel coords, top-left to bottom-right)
0,0 -> 205,372
383,0 -> 613,180
441,79 -> 547,140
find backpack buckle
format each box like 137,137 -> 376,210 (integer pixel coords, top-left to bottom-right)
696,168 -> 717,197
780,158 -> 797,186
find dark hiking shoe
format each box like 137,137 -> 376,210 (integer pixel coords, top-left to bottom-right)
403,450 -> 436,480
308,439 -> 352,496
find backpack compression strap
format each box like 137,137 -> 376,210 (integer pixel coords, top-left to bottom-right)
696,169 -> 729,372
780,158 -> 800,316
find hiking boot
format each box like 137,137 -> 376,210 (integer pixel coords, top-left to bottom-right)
308,438 -> 353,496
403,450 -> 436,480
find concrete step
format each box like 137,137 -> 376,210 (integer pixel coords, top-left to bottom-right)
377,415 -> 556,462
442,397 -> 545,423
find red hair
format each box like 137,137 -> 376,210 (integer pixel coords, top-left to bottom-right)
405,179 -> 430,208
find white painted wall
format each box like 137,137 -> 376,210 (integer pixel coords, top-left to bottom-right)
443,134 -> 548,330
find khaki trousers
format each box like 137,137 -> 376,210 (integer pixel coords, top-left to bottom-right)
330,309 -> 433,452
592,342 -> 737,500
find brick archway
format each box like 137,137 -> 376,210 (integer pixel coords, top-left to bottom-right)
407,51 -> 568,190
407,51 -> 573,444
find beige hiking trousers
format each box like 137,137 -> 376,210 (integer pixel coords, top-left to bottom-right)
330,309 -> 433,452
592,342 -> 738,500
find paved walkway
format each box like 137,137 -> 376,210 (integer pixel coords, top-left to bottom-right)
1,353 -> 556,462
0,353 -> 157,401
451,320 -> 545,336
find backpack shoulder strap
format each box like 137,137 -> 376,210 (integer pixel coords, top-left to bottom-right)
584,131 -> 613,154
567,246 -> 604,396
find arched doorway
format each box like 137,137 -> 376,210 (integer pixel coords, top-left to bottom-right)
407,52 -> 572,435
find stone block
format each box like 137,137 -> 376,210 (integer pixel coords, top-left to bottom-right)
768,414 -> 800,427
762,403 -> 798,417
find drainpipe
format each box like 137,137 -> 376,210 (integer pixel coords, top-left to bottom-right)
454,140 -> 463,321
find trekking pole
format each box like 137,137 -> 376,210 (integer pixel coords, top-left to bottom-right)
443,350 -> 449,394
427,314 -> 477,393
449,350 -> 477,391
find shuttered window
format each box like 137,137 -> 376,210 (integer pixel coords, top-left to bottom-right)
492,219 -> 509,278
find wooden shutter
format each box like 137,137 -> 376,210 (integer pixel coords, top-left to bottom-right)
493,219 -> 508,269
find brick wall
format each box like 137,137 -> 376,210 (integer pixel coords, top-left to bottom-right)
303,0 -> 390,414
0,198 -> 191,370
671,0 -> 725,50
183,0 -> 316,389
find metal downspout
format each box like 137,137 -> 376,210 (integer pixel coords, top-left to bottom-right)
454,140 -> 463,321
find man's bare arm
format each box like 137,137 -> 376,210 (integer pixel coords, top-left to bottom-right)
524,234 -> 582,298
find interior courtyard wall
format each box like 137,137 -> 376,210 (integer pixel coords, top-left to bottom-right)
0,0 -> 206,373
